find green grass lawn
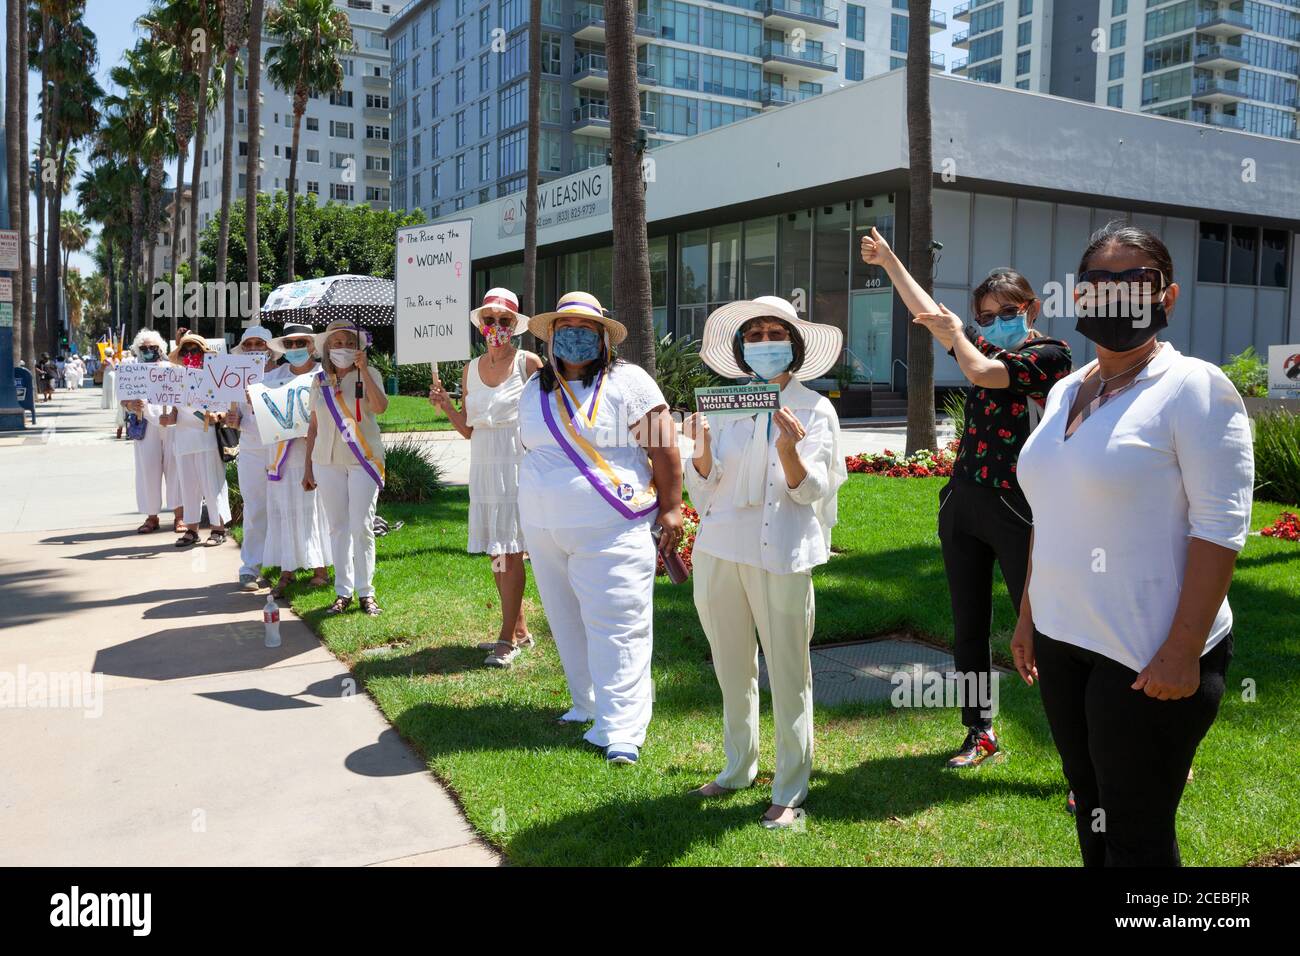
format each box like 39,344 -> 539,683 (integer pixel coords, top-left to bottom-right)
276,477 -> 1300,866
377,394 -> 455,433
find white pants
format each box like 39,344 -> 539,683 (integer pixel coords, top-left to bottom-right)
522,520 -> 657,749
132,419 -> 182,516
237,445 -> 269,576
693,551 -> 816,808
178,448 -> 232,527
315,462 -> 378,598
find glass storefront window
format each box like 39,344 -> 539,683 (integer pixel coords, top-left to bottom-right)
650,237 -> 669,336
852,195 -> 896,291
814,203 -> 851,331
779,210 -> 814,314
1230,225 -> 1259,285
710,222 -> 742,303
1260,229 -> 1289,289
742,217 -> 777,298
678,229 -> 708,305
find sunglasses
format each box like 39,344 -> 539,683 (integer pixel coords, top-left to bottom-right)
974,304 -> 1030,328
283,339 -> 313,349
1076,268 -> 1166,296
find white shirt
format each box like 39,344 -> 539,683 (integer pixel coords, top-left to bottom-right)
1017,345 -> 1253,673
518,362 -> 667,529
684,379 -> 845,576
234,354 -> 277,450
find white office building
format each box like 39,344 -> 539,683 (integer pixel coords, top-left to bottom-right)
194,0 -> 398,237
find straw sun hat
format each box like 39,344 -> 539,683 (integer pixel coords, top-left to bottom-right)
699,295 -> 843,381
168,331 -> 216,364
314,318 -> 371,358
471,287 -> 529,336
528,291 -> 626,346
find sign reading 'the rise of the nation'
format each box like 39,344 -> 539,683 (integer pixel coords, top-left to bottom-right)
393,221 -> 473,366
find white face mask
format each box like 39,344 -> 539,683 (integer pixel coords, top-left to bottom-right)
330,348 -> 359,369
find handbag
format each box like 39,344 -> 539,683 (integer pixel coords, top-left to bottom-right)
215,421 -> 241,462
125,412 -> 147,441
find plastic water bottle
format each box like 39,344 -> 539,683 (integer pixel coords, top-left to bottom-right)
263,596 -> 281,648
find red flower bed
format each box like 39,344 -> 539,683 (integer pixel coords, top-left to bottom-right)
1260,512 -> 1300,541
845,443 -> 958,478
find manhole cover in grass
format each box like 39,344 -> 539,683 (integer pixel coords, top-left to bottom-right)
752,637 -> 963,708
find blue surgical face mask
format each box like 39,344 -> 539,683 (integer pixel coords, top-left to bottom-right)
285,348 -> 312,366
743,340 -> 794,380
982,313 -> 1030,351
551,326 -> 602,364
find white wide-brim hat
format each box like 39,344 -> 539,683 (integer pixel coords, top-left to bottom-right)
232,324 -> 274,354
528,291 -> 627,346
268,322 -> 318,355
471,287 -> 529,336
315,318 -> 370,358
699,295 -> 843,381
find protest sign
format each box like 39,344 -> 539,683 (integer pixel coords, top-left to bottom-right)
185,353 -> 268,409
247,372 -> 315,444
115,362 -> 189,406
694,384 -> 782,416
394,220 -> 472,366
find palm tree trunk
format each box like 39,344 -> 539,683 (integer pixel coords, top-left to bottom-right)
18,0 -> 33,367
603,1 -> 653,375
6,0 -> 21,363
189,48 -> 211,283
170,137 -> 188,339
905,0 -> 937,454
105,237 -> 116,334
244,0 -> 264,323
285,90 -> 304,281
34,10 -> 49,355
521,0 -> 541,321
45,128 -> 65,354
128,183 -> 142,335
145,158 -> 164,334
216,52 -> 235,292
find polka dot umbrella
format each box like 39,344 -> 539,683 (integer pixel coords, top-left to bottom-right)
261,274 -> 395,329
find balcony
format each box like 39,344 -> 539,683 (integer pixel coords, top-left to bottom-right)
362,105 -> 389,119
756,40 -> 837,79
362,73 -> 390,89
571,149 -> 607,172
952,1 -> 971,21
1193,109 -> 1244,130
930,9 -> 947,32
761,0 -> 838,34
367,199 -> 389,211
572,52 -> 658,90
1196,9 -> 1251,39
952,29 -> 969,48
930,50 -> 945,71
1193,75 -> 1247,104
760,85 -> 820,108
363,132 -> 391,148
1195,42 -> 1249,70
571,103 -> 657,138
571,6 -> 656,43
951,56 -> 968,75
363,166 -> 390,181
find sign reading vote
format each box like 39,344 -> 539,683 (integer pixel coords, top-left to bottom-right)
694,384 -> 782,416
115,362 -> 190,406
247,372 -> 315,444
185,353 -> 268,409
393,220 -> 472,366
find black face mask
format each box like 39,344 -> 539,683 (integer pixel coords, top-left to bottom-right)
1075,299 -> 1168,353
139,348 -> 160,362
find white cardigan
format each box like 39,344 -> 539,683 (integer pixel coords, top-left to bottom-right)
1017,344 -> 1254,672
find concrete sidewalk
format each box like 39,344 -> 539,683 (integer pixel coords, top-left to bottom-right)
0,390 -> 498,866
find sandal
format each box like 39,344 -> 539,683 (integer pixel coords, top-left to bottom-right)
172,518 -> 188,534
205,528 -> 228,547
484,641 -> 520,668
137,516 -> 160,534
326,596 -> 353,615
476,634 -> 535,651
358,596 -> 383,617
308,572 -> 330,587
271,575 -> 294,599
174,529 -> 200,548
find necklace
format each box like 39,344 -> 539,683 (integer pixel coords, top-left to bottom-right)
1095,341 -> 1162,395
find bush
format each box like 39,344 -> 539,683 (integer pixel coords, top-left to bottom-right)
1254,410 -> 1300,505
381,437 -> 445,503
942,388 -> 967,437
371,346 -> 485,396
1222,347 -> 1269,399
656,333 -> 724,411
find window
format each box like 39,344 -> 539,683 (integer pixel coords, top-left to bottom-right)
306,181 -> 319,195
540,128 -> 561,172
1111,0 -> 1127,15
330,151 -> 354,169
499,80 -> 526,128
330,90 -> 353,107
1107,84 -> 1123,107
331,183 -> 354,201
456,23 -> 466,60
412,94 -> 422,126
366,125 -> 390,141
847,4 -> 865,41
480,52 -> 491,89
330,120 -> 354,138
367,94 -> 389,110
432,123 -> 441,157
479,7 -> 491,45
455,67 -> 466,104
541,31 -> 562,75
846,48 -> 864,81
432,40 -> 440,74
890,14 -> 908,54
1018,20 -> 1032,46
306,116 -> 319,132
479,100 -> 491,137
455,154 -> 466,190
455,110 -> 466,147
1018,0 -> 1032,16
431,82 -> 440,117
431,164 -> 440,198
1017,50 -> 1031,76
412,133 -> 421,164
541,81 -> 562,124
366,186 -> 390,203
479,143 -> 490,181
497,128 -> 526,177
1198,222 -> 1228,283
1230,225 -> 1259,285
1108,52 -> 1124,80
366,154 -> 391,172
1110,20 -> 1126,49
1260,229 -> 1289,288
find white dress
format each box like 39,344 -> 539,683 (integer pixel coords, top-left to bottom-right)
262,362 -> 332,572
465,350 -> 531,555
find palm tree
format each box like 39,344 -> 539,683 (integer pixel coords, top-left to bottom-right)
521,0 -> 541,322
59,209 -> 89,312
77,159 -> 130,334
103,63 -> 152,334
265,0 -> 352,281
217,0 -> 248,299
63,265 -> 86,333
905,0 -> 937,454
189,0 -> 224,284
244,0 -> 266,322
18,0 -> 33,367
602,1 -> 654,374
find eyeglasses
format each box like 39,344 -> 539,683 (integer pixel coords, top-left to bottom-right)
283,339 -> 313,349
974,304 -> 1029,328
1076,268 -> 1166,297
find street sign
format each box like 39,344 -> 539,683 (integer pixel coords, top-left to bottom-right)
0,278 -> 12,302
0,230 -> 18,271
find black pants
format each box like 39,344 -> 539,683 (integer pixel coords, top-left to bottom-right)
1035,631 -> 1232,867
937,479 -> 1032,729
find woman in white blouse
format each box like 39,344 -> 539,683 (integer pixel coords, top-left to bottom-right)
429,288 -> 542,668
121,330 -> 183,534
167,332 -> 232,547
1015,224 -> 1254,866
682,296 -> 846,829
517,292 -> 683,766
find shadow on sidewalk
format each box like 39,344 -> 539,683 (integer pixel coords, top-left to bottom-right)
92,619 -> 322,681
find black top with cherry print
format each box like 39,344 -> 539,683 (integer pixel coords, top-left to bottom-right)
951,333 -> 1073,496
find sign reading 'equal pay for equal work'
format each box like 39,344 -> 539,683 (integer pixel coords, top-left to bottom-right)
694,384 -> 782,416
115,362 -> 190,406
393,220 -> 473,366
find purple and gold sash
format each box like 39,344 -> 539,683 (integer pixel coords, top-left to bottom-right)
540,372 -> 657,521
267,440 -> 294,482
317,371 -> 385,489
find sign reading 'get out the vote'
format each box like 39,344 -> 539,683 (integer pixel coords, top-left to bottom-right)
393,221 -> 473,366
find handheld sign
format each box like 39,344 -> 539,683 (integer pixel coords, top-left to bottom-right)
694,384 -> 782,416
185,352 -> 268,408
248,372 -> 315,443
115,362 -> 189,406
394,220 -> 473,366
